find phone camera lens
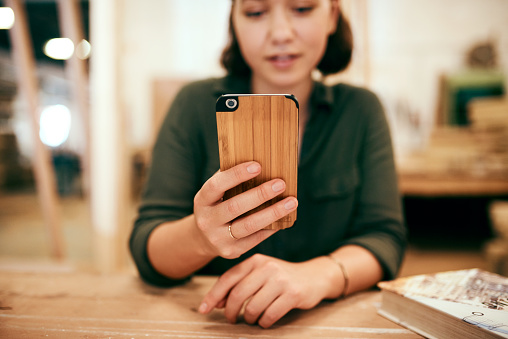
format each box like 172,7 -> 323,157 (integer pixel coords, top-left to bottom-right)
226,98 -> 237,109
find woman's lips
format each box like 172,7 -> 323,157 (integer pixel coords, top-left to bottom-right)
267,54 -> 299,69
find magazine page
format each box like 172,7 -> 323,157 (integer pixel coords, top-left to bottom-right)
412,296 -> 508,338
379,269 -> 508,338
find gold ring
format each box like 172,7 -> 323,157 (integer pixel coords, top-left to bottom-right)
228,224 -> 238,240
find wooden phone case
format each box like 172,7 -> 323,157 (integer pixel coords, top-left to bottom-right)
216,94 -> 298,230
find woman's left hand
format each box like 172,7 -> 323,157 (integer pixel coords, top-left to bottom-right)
198,253 -> 339,328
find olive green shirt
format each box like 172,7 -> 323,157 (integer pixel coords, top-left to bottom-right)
130,76 -> 406,287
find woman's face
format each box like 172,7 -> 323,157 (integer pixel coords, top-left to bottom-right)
232,0 -> 338,91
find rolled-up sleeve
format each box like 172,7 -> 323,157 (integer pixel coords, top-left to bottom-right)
129,84 -> 205,287
341,89 -> 406,280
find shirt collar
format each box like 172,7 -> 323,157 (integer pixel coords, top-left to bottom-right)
310,80 -> 334,114
213,75 -> 251,96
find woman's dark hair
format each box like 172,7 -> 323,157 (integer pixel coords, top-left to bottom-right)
220,4 -> 353,77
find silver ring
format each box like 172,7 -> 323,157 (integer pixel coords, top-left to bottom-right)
228,224 -> 238,240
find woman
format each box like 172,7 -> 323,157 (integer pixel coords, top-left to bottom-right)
130,0 -> 406,328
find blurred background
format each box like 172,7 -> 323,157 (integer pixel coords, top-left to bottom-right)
0,0 -> 507,277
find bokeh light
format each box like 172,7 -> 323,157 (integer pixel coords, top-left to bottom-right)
39,105 -> 71,147
44,38 -> 74,60
0,7 -> 14,29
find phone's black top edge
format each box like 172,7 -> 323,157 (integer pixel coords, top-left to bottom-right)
216,95 -> 239,112
284,94 -> 299,109
220,93 -> 293,97
217,94 -> 299,110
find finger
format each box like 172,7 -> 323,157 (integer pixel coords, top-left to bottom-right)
223,228 -> 278,259
216,298 -> 227,309
243,283 -> 283,325
223,271 -> 268,324
198,261 -> 254,314
215,178 -> 286,225
196,162 -> 261,206
229,197 -> 298,239
257,294 -> 295,329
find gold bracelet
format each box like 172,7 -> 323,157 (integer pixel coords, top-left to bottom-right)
327,254 -> 349,298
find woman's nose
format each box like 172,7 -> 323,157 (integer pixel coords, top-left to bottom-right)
268,9 -> 294,44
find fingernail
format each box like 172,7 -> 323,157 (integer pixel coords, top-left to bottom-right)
284,199 -> 296,210
198,302 -> 208,314
272,181 -> 284,192
246,163 -> 261,174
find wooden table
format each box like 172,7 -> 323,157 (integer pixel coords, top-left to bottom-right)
398,173 -> 508,197
0,270 -> 421,338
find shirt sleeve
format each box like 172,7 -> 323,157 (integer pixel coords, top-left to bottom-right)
341,89 -> 407,280
129,84 -> 205,287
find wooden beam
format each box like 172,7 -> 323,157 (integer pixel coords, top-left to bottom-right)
6,0 -> 65,259
56,0 -> 90,196
89,0 -> 131,272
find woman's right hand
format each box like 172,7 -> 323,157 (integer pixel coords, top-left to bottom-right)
193,161 -> 298,260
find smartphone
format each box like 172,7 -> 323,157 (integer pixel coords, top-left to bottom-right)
216,94 -> 299,230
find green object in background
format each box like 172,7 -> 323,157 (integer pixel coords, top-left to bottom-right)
443,70 -> 505,125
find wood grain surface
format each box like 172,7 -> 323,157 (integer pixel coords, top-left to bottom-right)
0,270 -> 420,338
217,95 -> 298,229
